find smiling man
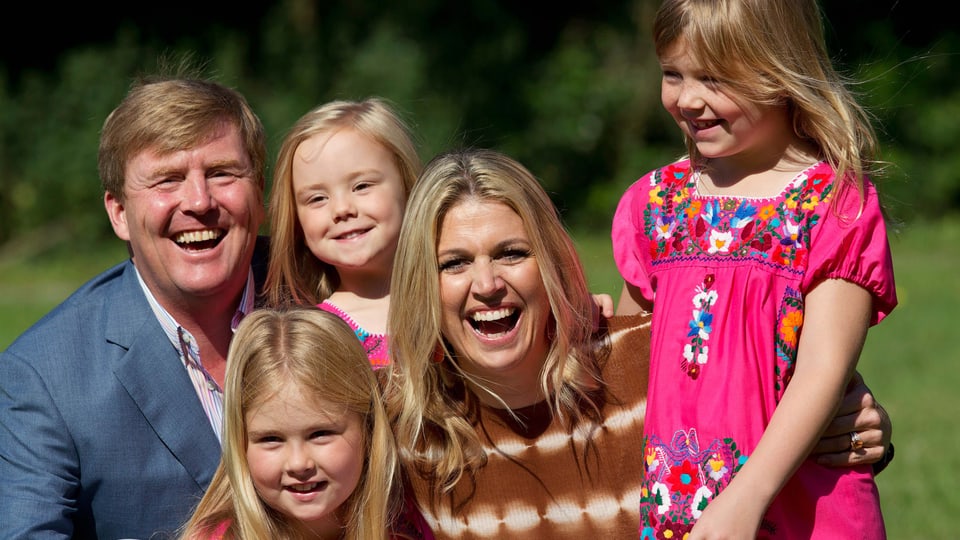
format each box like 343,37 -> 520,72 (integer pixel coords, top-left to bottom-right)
0,72 -> 268,539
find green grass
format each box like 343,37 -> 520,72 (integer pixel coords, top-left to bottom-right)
2,219 -> 956,538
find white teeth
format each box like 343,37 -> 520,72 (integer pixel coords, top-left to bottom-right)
471,308 -> 514,322
175,230 -> 222,244
289,483 -> 318,492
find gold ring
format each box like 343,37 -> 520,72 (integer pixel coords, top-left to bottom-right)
849,431 -> 864,451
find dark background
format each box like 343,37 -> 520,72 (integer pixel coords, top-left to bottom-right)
1,0 -> 956,252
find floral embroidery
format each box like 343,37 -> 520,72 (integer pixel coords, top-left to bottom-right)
639,430 -> 747,531
682,274 -> 717,379
774,287 -> 804,393
643,164 -> 834,270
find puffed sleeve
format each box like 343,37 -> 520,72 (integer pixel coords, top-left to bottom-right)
612,172 -> 656,303
802,178 -> 898,325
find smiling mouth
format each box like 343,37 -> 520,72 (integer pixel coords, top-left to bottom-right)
174,229 -> 224,251
335,228 -> 371,240
469,307 -> 520,338
690,119 -> 722,130
288,481 -> 327,493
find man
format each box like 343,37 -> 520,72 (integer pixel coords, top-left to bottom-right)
0,73 -> 267,538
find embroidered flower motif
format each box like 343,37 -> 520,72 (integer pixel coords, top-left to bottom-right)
779,310 -> 803,348
640,431 -> 746,531
775,287 -> 805,393
652,482 -> 671,515
707,229 -> 733,254
682,276 -> 717,378
646,445 -> 661,473
707,452 -> 728,481
668,460 -> 701,496
655,519 -> 692,540
655,215 -> 677,240
691,486 -> 713,519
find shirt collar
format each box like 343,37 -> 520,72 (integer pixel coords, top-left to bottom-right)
134,266 -> 257,355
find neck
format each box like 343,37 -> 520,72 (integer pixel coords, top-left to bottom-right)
335,266 -> 392,299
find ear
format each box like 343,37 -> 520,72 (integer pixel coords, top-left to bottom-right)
104,191 -> 131,241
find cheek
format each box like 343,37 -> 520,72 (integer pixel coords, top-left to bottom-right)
438,276 -> 467,326
245,447 -> 274,488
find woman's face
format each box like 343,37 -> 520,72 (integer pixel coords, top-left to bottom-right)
436,199 -> 552,405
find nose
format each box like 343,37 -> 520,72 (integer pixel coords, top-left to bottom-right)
285,442 -> 315,476
470,258 -> 505,298
182,173 -> 216,214
331,193 -> 357,223
676,80 -> 705,112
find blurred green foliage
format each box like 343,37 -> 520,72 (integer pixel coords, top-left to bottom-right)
0,0 -> 956,257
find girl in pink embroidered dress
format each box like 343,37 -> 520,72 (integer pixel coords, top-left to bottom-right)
263,98 -> 422,368
612,1 -> 897,538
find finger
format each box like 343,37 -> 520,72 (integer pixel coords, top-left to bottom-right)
835,377 -> 876,416
815,445 -> 884,468
812,429 -> 882,456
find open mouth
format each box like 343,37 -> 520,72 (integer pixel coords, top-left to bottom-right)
469,307 -> 520,338
335,227 -> 372,241
174,229 -> 224,251
287,480 -> 327,493
690,119 -> 722,130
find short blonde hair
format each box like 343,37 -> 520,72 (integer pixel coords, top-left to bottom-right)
98,74 -> 266,200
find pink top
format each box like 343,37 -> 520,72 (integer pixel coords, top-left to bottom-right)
612,159 -> 896,538
317,301 -> 390,369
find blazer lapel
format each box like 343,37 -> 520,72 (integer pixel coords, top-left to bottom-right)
105,262 -> 221,490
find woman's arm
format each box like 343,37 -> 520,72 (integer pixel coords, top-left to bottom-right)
690,279 -> 873,539
614,282 -> 652,316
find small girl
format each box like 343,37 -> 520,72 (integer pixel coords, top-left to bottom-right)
612,0 -> 898,538
177,307 -> 422,539
263,98 -> 421,368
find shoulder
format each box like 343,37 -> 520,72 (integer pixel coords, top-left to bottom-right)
595,313 -> 652,375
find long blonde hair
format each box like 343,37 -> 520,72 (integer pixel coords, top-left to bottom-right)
178,307 -> 400,540
264,98 -> 421,307
382,148 -> 603,494
654,0 -> 880,201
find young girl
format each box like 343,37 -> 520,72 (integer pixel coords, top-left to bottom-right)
177,307 -> 419,539
612,0 -> 898,538
263,98 -> 421,368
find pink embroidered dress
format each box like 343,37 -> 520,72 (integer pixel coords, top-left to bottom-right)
317,300 -> 390,369
612,159 -> 897,539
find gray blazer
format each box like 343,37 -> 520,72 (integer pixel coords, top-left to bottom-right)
0,260 -> 221,539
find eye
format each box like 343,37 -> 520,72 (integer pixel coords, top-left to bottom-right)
701,75 -> 723,89
353,180 -> 374,192
498,247 -> 531,263
252,434 -> 282,445
661,69 -> 681,82
310,429 -> 336,440
438,256 -> 469,273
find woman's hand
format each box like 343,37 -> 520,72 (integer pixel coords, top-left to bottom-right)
812,371 -> 892,470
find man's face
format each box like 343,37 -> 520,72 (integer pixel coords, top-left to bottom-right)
104,123 -> 264,311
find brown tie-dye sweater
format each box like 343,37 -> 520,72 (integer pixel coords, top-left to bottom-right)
407,313 -> 651,540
